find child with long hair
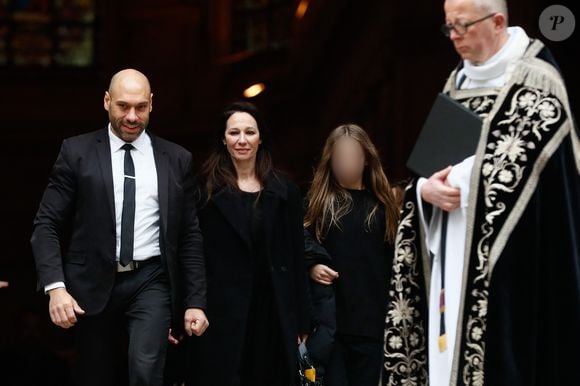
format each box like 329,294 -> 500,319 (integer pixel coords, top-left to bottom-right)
304,124 -> 400,386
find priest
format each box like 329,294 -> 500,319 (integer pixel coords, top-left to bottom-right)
382,1 -> 580,385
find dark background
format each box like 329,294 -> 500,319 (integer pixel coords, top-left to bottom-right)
0,0 -> 577,384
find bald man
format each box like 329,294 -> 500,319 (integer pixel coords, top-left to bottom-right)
383,1 -> 579,386
31,69 -> 208,386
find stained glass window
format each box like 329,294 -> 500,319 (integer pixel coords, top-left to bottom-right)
0,0 -> 96,67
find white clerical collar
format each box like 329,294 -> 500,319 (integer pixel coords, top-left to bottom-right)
108,123 -> 150,154
463,26 -> 529,82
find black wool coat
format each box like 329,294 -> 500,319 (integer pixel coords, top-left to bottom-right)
187,172 -> 310,385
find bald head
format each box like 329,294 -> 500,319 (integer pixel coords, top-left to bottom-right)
108,68 -> 151,98
104,69 -> 153,142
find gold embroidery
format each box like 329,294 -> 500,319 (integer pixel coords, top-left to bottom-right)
383,191 -> 428,386
461,95 -> 497,118
461,86 -> 564,385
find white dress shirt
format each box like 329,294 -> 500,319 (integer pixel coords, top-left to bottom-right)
45,126 -> 161,293
109,126 -> 161,261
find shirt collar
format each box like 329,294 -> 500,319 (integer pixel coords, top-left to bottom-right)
108,123 -> 150,154
463,26 -> 529,82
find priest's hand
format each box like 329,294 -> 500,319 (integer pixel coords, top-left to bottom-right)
184,307 -> 209,337
48,287 -> 85,329
310,264 -> 339,285
421,166 -> 460,212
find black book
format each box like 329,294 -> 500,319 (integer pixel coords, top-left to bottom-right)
407,92 -> 483,178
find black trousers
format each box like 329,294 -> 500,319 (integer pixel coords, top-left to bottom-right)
73,259 -> 172,386
324,334 -> 383,386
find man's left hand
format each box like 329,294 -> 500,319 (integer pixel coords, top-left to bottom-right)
184,308 -> 209,337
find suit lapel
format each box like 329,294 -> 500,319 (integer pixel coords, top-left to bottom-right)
261,174 -> 288,258
95,128 -> 170,251
95,128 -> 116,223
151,133 -> 169,241
212,187 -> 253,248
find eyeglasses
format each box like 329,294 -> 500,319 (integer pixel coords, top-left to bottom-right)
441,13 -> 496,37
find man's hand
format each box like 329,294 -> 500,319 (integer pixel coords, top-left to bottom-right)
309,264 -> 339,285
0,281 -> 8,289
420,166 -> 461,212
184,308 -> 209,337
48,288 -> 85,329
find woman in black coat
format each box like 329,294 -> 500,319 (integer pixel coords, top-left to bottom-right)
185,101 -> 310,386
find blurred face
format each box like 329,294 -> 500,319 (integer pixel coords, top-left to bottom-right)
104,77 -> 152,142
331,136 -> 366,188
444,0 -> 505,64
224,112 -> 262,164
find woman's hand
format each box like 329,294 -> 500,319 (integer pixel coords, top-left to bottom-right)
309,264 -> 339,285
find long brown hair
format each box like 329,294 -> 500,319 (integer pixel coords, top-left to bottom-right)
198,101 -> 273,201
304,124 -> 400,243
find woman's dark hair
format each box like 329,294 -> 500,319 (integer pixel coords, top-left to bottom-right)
198,101 -> 273,201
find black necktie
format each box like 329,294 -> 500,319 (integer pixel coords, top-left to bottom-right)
120,144 -> 135,267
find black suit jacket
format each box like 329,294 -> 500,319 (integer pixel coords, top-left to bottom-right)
30,127 -> 206,331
